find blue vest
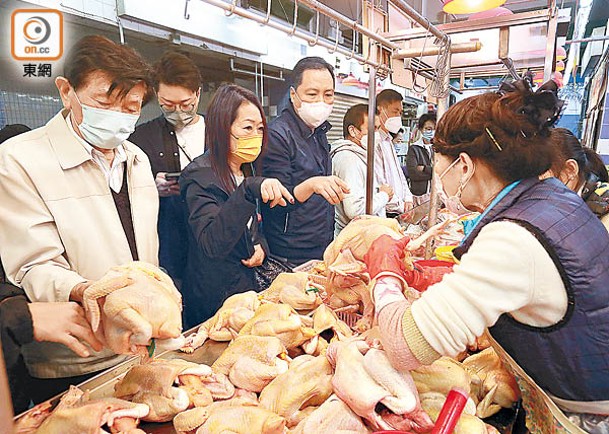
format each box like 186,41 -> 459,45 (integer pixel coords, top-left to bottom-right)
454,177 -> 609,402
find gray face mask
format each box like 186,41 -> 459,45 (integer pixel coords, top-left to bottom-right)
161,106 -> 197,129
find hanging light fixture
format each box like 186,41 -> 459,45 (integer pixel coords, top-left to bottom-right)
442,0 -> 507,15
556,46 -> 567,60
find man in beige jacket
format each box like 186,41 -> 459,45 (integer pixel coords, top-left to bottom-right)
0,35 -> 159,403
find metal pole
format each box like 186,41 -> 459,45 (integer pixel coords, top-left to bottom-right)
366,67 -> 377,215
393,41 -> 481,59
543,0 -> 558,82
200,0 -> 393,74
299,0 -> 398,51
389,0 -> 448,42
566,35 -> 609,44
425,49 -> 452,259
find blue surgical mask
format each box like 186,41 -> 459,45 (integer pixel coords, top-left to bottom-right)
73,93 -> 139,149
422,129 -> 435,141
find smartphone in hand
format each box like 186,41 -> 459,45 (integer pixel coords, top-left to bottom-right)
165,172 -> 181,181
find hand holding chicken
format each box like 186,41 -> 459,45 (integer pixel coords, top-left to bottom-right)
83,261 -> 184,355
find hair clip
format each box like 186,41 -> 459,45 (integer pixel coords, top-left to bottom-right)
485,127 -> 503,151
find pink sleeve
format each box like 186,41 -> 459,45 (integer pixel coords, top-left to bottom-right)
377,301 -> 423,371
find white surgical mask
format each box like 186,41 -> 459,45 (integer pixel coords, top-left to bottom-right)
382,109 -> 403,134
292,87 -> 333,129
438,157 -> 474,216
73,93 -> 139,149
422,129 -> 435,141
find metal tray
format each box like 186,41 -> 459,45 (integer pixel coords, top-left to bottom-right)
14,327 -> 229,434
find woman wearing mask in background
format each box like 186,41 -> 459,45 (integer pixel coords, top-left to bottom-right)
180,84 -> 294,327
406,113 -> 436,206
361,80 -> 609,432
545,127 -> 609,231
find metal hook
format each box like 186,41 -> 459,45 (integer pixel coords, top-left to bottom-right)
328,19 -> 340,54
263,0 -> 272,24
184,0 -> 190,20
224,0 -> 237,17
289,0 -> 298,36
308,10 -> 320,47
347,24 -> 357,59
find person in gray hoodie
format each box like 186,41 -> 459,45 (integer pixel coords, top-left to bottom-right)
331,104 -> 394,237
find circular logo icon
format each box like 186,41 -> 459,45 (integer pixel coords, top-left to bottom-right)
23,16 -> 51,45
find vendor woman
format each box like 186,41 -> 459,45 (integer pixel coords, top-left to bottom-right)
364,79 -> 609,431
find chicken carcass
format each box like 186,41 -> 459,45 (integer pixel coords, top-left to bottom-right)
260,272 -> 322,311
324,249 -> 374,332
259,355 -> 333,427
324,217 -> 406,266
211,335 -> 289,393
462,347 -> 520,418
173,390 -> 259,434
238,303 -> 317,351
290,394 -> 370,434
326,340 -> 434,432
19,386 -> 149,434
196,406 -> 286,434
83,261 -> 183,355
411,357 -> 472,397
114,359 -> 227,422
182,291 -> 260,353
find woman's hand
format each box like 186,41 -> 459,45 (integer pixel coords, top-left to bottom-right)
242,244 -> 266,268
29,302 -> 104,357
379,184 -> 394,201
260,178 -> 294,208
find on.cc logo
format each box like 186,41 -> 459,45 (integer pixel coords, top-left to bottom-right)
11,9 -> 63,61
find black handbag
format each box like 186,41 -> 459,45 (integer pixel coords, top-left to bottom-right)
254,255 -> 293,291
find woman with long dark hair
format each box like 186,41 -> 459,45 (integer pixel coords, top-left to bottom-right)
180,84 -> 293,326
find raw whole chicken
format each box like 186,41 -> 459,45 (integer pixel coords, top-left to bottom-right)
173,390 -> 259,433
324,249 -> 374,332
182,291 -> 260,353
83,261 -> 183,355
411,357 -> 472,397
462,347 -> 521,418
211,335 -> 289,392
260,272 -> 322,311
15,386 -> 149,434
259,355 -> 333,427
326,339 -> 434,432
195,406 -> 286,434
290,394 -> 370,434
114,359 -> 231,422
238,303 -> 317,351
324,216 -> 407,266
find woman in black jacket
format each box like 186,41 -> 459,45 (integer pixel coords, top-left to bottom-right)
180,84 -> 293,327
406,113 -> 436,205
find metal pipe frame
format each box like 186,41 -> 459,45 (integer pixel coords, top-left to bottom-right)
387,9 -> 551,42
299,0 -> 398,51
424,49 -> 452,259
365,67 -> 377,215
393,41 -> 481,59
543,0 -> 558,82
389,0 -> 448,42
566,35 -> 609,44
200,0 -> 393,73
230,58 -> 285,81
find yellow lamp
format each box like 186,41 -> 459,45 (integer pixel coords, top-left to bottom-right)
556,46 -> 567,60
443,0 -> 507,14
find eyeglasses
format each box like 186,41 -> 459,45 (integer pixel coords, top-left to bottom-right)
158,99 -> 197,113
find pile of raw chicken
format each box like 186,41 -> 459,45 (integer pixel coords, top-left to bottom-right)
15,217 -> 520,434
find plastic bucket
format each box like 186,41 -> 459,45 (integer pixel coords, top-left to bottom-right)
414,259 -> 455,269
434,245 -> 458,263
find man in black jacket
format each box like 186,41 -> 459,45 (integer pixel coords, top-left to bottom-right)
406,112 -> 436,205
261,57 -> 349,266
129,52 -> 205,286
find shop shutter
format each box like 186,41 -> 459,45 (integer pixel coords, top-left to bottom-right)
327,93 -> 368,144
